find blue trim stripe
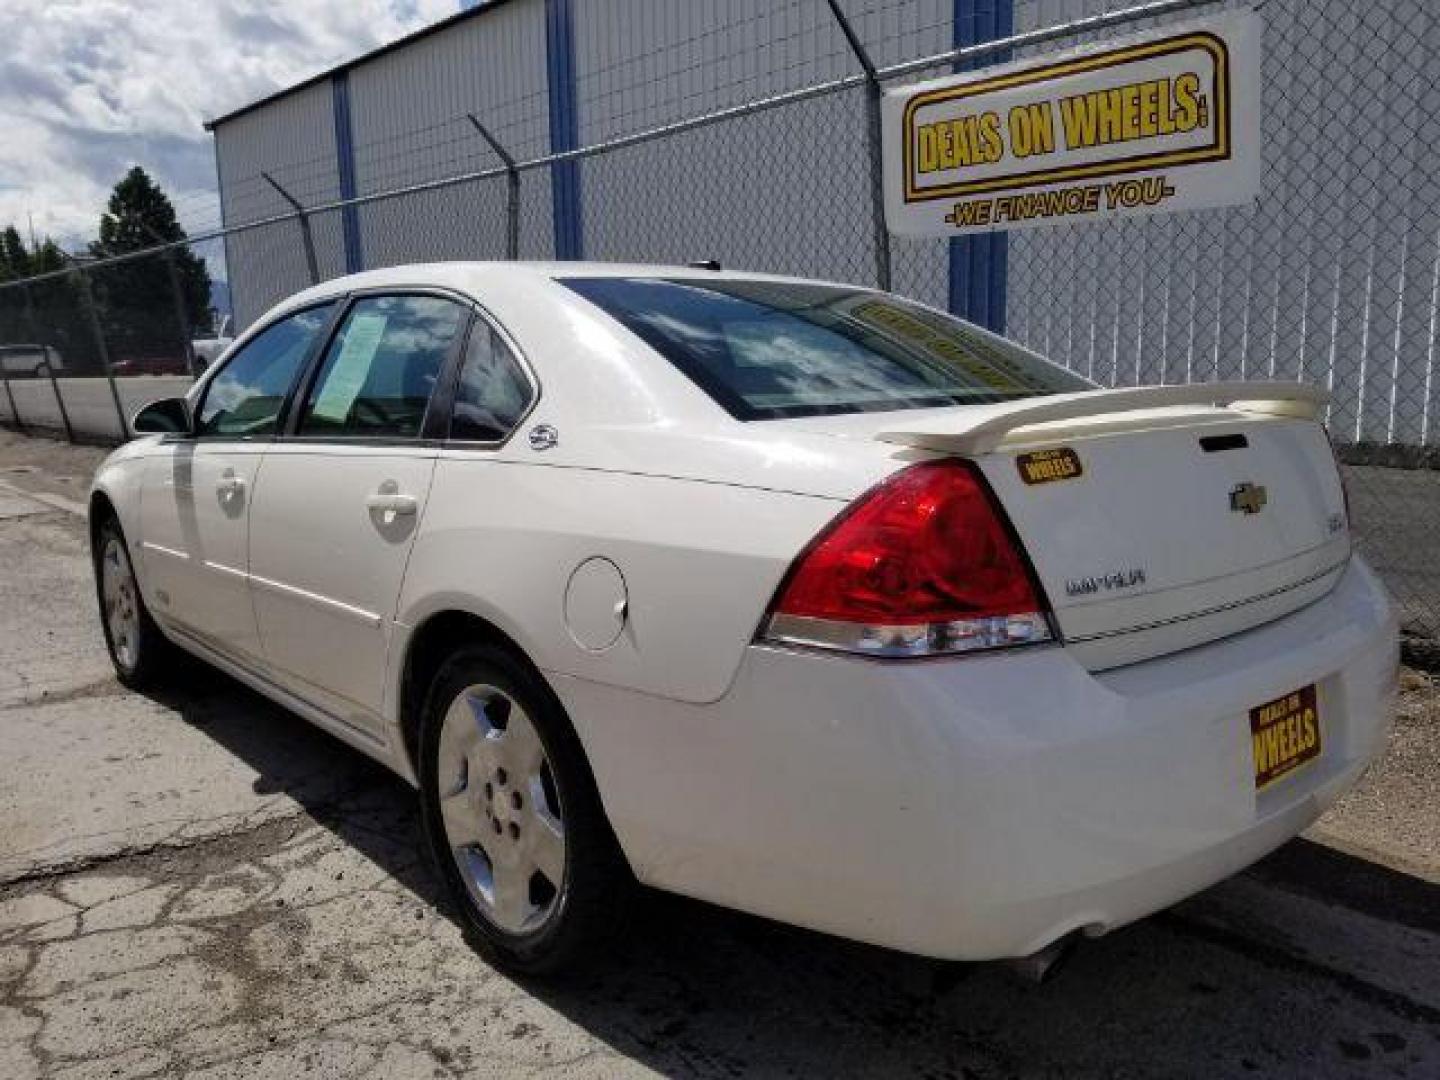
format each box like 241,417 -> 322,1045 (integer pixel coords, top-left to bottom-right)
332,72 -> 365,274
949,0 -> 1011,332
545,0 -> 583,260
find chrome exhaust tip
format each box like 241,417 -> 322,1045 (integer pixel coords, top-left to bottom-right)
1006,935 -> 1078,984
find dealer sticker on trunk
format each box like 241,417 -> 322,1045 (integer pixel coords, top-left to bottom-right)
1250,684 -> 1321,790
1016,447 -> 1083,485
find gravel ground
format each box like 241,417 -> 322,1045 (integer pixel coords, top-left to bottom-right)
1,429 -> 1437,1079
1311,667 -> 1440,883
1344,464 -> 1440,647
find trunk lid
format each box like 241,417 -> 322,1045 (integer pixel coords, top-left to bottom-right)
785,383 -> 1350,669
973,414 -> 1349,669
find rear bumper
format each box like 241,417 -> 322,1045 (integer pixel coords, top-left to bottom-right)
553,557 -> 1398,961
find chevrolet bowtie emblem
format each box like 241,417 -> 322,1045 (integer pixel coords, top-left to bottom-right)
1229,482 -> 1268,515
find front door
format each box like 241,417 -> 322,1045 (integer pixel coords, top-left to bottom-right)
247,293 -> 470,732
139,302 -> 337,662
141,443 -> 265,660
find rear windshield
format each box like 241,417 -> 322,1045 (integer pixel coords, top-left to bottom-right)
562,276 -> 1091,420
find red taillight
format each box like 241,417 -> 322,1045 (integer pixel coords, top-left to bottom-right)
763,460 -> 1053,657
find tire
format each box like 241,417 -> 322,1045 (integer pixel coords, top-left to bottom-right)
93,515 -> 174,689
418,642 -> 631,976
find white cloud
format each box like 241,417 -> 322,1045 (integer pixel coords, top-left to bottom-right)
0,0 -> 458,248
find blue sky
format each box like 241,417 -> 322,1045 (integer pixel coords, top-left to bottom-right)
0,0 -> 461,247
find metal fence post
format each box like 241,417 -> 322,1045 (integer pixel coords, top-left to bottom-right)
467,114 -> 521,260
262,172 -> 321,285
69,262 -> 129,441
22,284 -> 74,444
0,349 -> 20,432
823,0 -> 892,292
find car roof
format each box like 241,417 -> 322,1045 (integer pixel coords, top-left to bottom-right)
274,261 -> 861,315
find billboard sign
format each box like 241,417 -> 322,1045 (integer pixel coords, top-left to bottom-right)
883,9 -> 1262,236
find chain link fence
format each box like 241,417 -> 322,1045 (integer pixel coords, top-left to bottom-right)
0,0 -> 1435,648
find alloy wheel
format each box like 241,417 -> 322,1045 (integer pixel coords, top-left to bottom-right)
101,534 -> 141,671
435,683 -> 567,934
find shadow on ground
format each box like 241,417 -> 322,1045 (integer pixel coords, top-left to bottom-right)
138,663 -> 1440,1078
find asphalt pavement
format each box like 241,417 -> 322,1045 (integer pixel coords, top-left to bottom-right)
1,429 -> 1437,1079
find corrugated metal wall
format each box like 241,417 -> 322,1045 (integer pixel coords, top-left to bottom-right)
211,0 -> 959,331
209,1 -> 1438,449
348,1 -> 553,267
214,82 -> 345,328
571,0 -> 954,300
572,0 -> 867,281
213,0 -> 555,330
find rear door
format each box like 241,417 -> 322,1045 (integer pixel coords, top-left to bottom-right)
246,292 -> 472,734
139,302 -> 335,663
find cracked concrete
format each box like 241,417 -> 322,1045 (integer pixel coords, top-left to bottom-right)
1,427 -> 1439,1078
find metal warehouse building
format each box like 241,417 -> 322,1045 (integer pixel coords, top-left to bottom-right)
207,0 -> 1439,449
207,0 -> 961,329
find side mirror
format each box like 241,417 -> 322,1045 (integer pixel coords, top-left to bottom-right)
132,396 -> 192,436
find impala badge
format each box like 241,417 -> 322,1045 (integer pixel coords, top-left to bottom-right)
1065,567 -> 1147,598
1229,482 -> 1267,515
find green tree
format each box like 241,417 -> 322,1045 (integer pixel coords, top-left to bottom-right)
90,166 -> 214,355
0,229 -> 89,368
28,239 -> 66,276
0,227 -> 30,281
0,229 -> 27,344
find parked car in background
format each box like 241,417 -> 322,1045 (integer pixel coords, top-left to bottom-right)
191,315 -> 234,373
88,262 -> 1398,977
0,344 -> 63,377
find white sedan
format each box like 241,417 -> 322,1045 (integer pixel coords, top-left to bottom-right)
90,262 -> 1397,976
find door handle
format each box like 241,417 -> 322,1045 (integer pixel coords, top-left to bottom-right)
216,473 -> 245,499
365,491 -> 418,515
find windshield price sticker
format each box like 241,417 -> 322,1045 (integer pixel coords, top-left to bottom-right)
882,9 -> 1261,237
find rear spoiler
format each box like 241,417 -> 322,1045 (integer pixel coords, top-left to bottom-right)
875,381 -> 1329,456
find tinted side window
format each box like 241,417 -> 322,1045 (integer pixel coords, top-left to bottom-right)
298,295 -> 466,439
196,303 -> 334,437
449,323 -> 533,442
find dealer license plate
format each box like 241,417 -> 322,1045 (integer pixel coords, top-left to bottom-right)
1250,684 -> 1321,790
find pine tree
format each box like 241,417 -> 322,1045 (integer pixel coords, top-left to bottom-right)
90,166 -> 214,355
0,227 -> 30,281
0,228 -> 86,364
29,240 -> 65,276
0,228 -> 25,343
